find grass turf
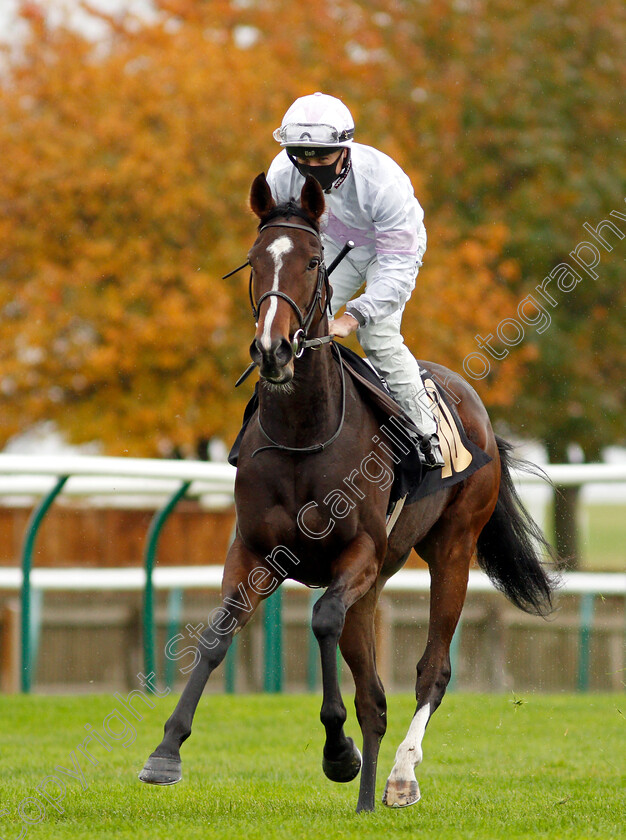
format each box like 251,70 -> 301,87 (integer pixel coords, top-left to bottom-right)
0,693 -> 623,839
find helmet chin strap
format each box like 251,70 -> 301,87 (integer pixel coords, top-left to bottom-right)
331,149 -> 352,191
287,149 -> 352,193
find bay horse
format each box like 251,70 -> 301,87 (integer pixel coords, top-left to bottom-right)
140,173 -> 555,812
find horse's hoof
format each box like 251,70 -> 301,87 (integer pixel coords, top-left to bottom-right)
382,778 -> 421,808
322,738 -> 362,783
138,755 -> 182,785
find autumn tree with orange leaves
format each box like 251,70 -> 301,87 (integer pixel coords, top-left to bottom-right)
0,1 -> 294,455
1,0 -> 624,463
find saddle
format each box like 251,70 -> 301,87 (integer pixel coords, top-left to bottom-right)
332,345 -> 491,508
228,344 -> 491,510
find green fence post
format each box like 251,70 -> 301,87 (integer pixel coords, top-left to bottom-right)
577,592 -> 595,692
224,635 -> 238,694
143,480 -> 191,693
263,588 -> 283,692
21,475 -> 69,693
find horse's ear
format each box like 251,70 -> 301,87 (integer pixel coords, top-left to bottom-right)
300,175 -> 325,222
250,173 -> 276,219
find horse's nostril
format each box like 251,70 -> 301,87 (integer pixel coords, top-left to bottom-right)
250,339 -> 262,365
274,337 -> 293,367
251,336 -> 293,374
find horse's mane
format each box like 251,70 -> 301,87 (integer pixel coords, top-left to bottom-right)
258,199 -> 320,233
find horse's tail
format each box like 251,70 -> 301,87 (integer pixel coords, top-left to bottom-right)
476,436 -> 559,617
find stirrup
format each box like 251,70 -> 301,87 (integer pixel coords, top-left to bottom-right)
419,433 -> 445,470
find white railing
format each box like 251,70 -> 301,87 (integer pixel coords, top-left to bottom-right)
0,454 -> 623,694
1,566 -> 624,594
1,453 -> 626,497
0,454 -> 237,507
1,454 -> 625,501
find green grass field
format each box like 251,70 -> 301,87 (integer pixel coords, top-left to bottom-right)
0,694 -> 623,840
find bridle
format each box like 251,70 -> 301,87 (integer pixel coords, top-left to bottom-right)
225,220 -> 355,378
223,217 -> 354,457
250,220 -> 334,359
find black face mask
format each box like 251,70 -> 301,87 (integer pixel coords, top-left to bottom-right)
287,150 -> 348,192
293,159 -> 341,192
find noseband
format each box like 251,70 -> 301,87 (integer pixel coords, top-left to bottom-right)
224,219 -> 354,388
251,220 -> 333,359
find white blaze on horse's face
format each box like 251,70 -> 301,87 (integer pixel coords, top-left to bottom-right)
260,235 -> 293,352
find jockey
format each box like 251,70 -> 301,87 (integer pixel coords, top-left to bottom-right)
267,92 -> 444,469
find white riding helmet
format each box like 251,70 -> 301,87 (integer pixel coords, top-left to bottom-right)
273,92 -> 355,149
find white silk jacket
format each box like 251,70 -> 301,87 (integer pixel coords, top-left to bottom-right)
266,142 -> 427,327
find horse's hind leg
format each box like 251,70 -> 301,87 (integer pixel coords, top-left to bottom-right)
339,585 -> 387,813
139,538 -> 266,785
312,534 -> 380,790
383,526 -> 477,808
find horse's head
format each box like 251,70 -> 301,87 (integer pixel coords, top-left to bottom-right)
247,173 -> 327,385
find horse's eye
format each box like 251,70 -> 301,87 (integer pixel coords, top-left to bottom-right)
308,258 -> 320,270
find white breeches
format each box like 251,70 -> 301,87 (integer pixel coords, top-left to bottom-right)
326,241 -> 437,436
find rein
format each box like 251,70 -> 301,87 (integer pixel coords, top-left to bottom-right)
251,341 -> 347,458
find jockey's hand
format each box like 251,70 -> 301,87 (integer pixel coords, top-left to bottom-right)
329,312 -> 359,338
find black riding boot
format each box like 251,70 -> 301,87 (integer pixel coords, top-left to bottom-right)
418,433 -> 445,470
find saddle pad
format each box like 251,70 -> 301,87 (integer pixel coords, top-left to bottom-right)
335,345 -> 491,507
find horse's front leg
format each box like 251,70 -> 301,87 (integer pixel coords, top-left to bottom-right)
312,533 -> 380,790
139,537 -> 268,785
338,584 -> 387,813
